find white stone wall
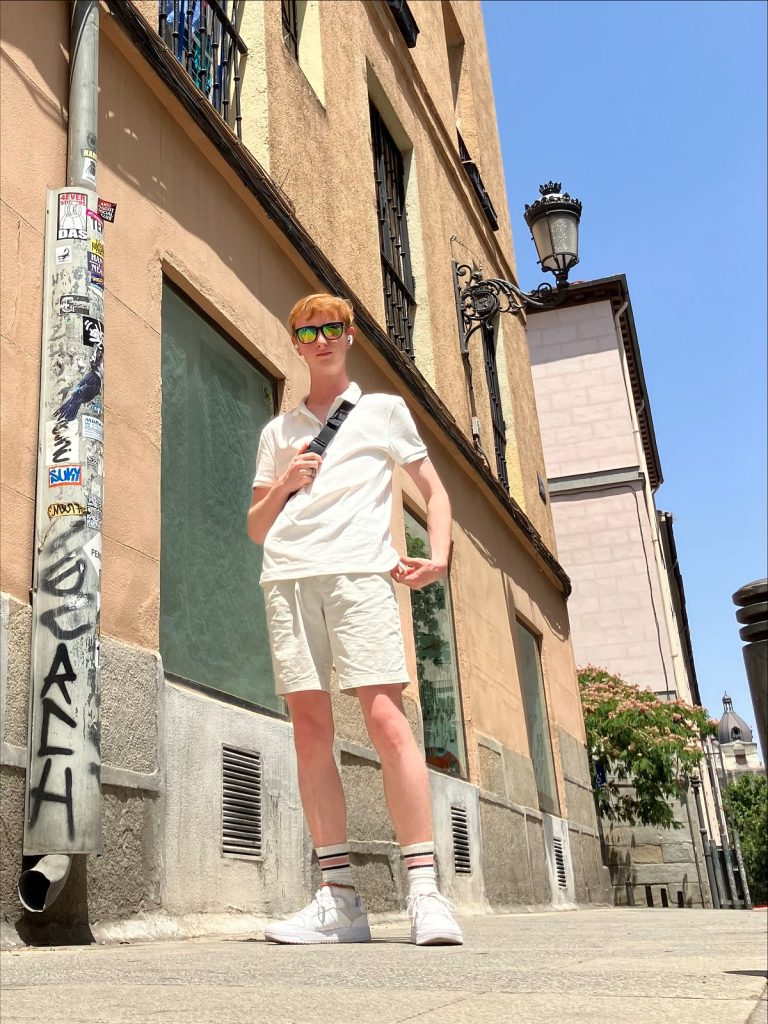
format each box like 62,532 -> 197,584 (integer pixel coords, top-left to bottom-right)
527,302 -> 636,479
551,488 -> 675,692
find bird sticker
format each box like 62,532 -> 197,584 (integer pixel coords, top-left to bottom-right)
55,343 -> 103,423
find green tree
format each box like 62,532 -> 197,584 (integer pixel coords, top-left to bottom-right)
578,666 -> 716,829
722,772 -> 768,905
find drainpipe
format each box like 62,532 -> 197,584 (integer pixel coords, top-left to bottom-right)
20,0 -> 103,912
689,775 -> 717,909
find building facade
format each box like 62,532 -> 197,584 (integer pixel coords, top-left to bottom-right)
0,0 -> 611,943
527,276 -> 717,908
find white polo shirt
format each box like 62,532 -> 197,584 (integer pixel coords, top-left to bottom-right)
253,383 -> 428,584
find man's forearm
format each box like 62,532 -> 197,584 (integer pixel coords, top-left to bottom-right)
247,481 -> 293,544
426,488 -> 452,567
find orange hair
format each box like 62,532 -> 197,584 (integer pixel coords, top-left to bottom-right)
287,293 -> 354,333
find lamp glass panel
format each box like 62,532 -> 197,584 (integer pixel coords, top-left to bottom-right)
531,217 -> 554,267
547,211 -> 578,256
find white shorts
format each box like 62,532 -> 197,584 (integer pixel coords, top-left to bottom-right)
262,572 -> 410,696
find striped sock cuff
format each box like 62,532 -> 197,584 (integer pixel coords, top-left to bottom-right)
401,842 -> 435,870
402,842 -> 437,897
316,844 -> 354,888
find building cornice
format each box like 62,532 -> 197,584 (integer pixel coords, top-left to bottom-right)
103,1 -> 572,597
528,275 -> 663,491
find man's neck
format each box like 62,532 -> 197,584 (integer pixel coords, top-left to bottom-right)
305,372 -> 350,421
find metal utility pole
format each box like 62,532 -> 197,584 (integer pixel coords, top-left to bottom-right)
20,0 -> 104,912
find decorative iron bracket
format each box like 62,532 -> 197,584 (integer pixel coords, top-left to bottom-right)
453,261 -> 568,356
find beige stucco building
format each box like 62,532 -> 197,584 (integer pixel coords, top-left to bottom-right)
527,276 -> 718,907
0,0 -> 611,942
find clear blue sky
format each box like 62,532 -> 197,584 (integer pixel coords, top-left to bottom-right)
482,0 -> 767,737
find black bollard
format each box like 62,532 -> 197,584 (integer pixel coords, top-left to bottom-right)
732,579 -> 768,762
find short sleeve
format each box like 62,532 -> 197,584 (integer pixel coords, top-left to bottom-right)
252,425 -> 277,488
387,397 -> 428,466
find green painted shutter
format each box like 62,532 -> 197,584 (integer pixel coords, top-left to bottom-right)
160,283 -> 280,712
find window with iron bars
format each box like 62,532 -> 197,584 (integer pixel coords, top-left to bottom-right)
457,131 -> 499,232
159,1 -> 247,139
281,0 -> 299,60
370,103 -> 416,358
480,321 -> 509,491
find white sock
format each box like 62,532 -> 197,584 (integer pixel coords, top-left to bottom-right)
402,841 -> 437,897
316,844 -> 354,890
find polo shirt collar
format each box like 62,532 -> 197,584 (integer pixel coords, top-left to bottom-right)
297,381 -> 361,426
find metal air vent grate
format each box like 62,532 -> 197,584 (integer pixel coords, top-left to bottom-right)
451,804 -> 472,874
222,744 -> 262,859
552,837 -> 568,890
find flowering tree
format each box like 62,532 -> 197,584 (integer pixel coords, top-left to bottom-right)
578,666 -> 716,829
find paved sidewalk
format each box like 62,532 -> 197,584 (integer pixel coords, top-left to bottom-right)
1,908 -> 766,1024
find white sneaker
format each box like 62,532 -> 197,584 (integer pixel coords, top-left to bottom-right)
407,891 -> 464,946
265,887 -> 371,944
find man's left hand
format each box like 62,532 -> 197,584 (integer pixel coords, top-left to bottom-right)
390,556 -> 446,590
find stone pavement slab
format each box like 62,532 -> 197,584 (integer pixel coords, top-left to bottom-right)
1,908 -> 766,1024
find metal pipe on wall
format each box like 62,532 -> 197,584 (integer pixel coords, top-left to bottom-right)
20,0 -> 103,912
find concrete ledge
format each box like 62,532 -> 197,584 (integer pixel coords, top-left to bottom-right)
0,742 -> 161,793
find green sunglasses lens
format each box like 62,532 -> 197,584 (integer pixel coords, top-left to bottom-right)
295,322 -> 345,344
322,323 -> 344,340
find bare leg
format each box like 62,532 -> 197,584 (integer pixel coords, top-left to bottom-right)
356,685 -> 433,845
285,691 -> 346,847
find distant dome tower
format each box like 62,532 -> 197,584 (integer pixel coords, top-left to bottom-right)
716,693 -> 762,780
718,694 -> 753,745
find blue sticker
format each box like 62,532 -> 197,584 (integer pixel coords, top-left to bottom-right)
49,464 -> 83,487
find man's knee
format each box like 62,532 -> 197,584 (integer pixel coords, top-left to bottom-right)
289,699 -> 335,761
365,702 -> 413,760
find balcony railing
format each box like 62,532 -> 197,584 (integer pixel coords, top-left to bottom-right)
159,1 -> 247,139
457,131 -> 499,232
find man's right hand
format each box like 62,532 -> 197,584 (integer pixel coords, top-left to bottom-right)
279,442 -> 323,494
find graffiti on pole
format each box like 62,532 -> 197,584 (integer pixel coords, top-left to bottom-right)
24,188 -> 106,855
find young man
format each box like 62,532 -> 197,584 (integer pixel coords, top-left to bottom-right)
248,293 -> 463,946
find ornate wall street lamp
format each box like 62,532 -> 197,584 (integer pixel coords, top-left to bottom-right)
454,181 -> 582,354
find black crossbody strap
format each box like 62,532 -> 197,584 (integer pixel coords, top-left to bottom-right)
306,398 -> 357,456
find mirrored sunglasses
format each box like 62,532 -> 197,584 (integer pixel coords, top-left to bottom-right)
295,321 -> 345,345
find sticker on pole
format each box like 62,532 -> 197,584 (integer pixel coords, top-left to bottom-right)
58,192 -> 88,240
82,316 -> 103,348
56,245 -> 72,265
87,209 -> 103,235
82,535 -> 102,577
48,501 -> 87,520
59,294 -> 90,316
82,415 -> 104,443
48,464 -> 83,488
87,253 -> 104,290
82,157 -> 97,186
97,198 -> 117,223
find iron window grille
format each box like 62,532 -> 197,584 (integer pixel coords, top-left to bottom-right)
480,320 -> 509,491
457,131 -> 499,232
370,103 -> 416,358
281,0 -> 299,60
159,1 -> 247,139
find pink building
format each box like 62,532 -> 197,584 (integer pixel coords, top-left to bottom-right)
527,275 -> 718,908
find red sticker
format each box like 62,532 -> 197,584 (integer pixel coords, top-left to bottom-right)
97,198 -> 117,223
